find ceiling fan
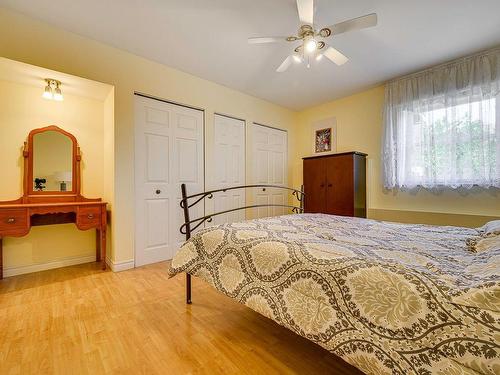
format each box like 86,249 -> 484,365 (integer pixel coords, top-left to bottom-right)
248,0 -> 377,72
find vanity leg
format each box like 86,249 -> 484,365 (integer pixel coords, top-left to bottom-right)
0,237 -> 3,280
96,229 -> 101,262
96,228 -> 106,270
101,227 -> 106,270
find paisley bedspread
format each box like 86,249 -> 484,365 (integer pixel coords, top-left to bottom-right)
169,214 -> 499,375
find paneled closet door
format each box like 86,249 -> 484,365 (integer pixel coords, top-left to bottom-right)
134,95 -> 204,266
251,123 -> 287,218
210,114 -> 246,225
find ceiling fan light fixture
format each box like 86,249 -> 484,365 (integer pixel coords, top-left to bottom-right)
319,28 -> 331,38
305,38 -> 318,53
248,0 -> 377,73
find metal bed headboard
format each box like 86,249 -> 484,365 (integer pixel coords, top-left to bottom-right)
179,183 -> 304,304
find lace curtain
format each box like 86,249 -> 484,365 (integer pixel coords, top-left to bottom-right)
382,47 -> 500,190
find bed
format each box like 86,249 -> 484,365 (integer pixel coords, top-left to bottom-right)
169,185 -> 499,375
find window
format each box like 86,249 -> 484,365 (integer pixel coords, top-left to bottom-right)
407,98 -> 497,187
383,48 -> 500,190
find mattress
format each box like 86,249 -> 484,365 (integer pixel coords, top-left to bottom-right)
169,213 -> 499,375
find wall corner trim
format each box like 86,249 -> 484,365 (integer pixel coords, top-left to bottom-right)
105,258 -> 135,272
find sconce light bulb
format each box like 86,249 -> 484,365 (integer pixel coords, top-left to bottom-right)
42,85 -> 53,100
53,86 -> 64,101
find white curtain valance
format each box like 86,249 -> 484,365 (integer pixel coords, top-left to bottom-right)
383,47 -> 500,190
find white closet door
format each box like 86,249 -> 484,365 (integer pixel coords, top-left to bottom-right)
251,123 -> 287,218
134,95 -> 203,266
211,114 -> 245,225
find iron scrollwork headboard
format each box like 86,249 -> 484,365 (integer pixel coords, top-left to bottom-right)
179,183 -> 304,305
179,184 -> 305,241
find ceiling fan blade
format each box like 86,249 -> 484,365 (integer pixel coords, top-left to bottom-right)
248,36 -> 288,44
327,13 -> 377,36
324,46 -> 349,66
276,56 -> 293,73
296,0 -> 314,25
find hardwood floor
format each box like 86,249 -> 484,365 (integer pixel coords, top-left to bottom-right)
0,262 -> 362,374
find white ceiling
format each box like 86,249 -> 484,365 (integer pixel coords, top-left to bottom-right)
1,0 -> 500,110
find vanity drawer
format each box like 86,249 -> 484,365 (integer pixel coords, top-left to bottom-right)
0,208 -> 29,235
77,206 -> 102,229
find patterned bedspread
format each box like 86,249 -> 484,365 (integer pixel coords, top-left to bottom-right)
169,214 -> 499,375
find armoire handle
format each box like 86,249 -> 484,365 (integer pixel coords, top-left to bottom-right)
328,183 -> 333,187
320,184 -> 325,188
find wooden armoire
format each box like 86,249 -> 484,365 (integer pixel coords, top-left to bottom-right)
303,151 -> 367,218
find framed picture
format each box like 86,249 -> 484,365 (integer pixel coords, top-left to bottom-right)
315,128 -> 332,153
311,117 -> 337,155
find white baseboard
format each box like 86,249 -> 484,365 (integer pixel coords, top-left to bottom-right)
3,254 -> 97,278
105,258 -> 135,272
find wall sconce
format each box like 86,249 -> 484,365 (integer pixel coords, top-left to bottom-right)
42,78 -> 63,101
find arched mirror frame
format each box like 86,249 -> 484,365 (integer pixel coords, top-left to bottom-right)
24,125 -> 81,201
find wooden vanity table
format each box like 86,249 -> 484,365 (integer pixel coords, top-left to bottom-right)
0,126 -> 107,279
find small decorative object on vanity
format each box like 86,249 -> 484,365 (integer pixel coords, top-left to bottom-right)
34,178 -> 46,191
54,171 -> 72,191
0,125 -> 107,279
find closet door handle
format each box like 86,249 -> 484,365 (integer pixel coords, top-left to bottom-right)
327,183 -> 333,187
320,184 -> 325,188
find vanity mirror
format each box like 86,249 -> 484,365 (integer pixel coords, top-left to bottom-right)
31,128 -> 74,193
21,125 -> 82,201
0,125 -> 107,278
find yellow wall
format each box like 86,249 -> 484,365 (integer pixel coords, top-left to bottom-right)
0,8 -> 297,266
0,80 -> 106,270
295,85 -> 500,226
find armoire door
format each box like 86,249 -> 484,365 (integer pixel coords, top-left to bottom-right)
325,155 -> 354,216
303,158 -> 326,213
134,95 -> 204,266
211,114 -> 246,225
251,123 -> 287,218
